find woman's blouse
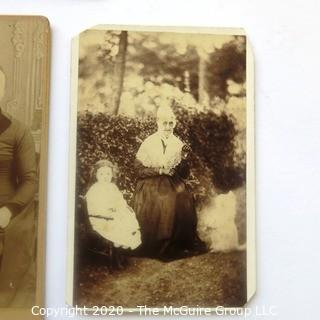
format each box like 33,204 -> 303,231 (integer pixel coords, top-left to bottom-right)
135,132 -> 190,179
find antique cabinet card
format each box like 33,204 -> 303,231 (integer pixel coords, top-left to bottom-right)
68,25 -> 255,313
0,16 -> 50,319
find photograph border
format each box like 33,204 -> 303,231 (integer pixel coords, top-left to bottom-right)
67,24 -> 255,310
0,15 -> 51,320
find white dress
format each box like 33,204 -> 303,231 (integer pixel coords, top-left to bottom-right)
86,182 -> 141,249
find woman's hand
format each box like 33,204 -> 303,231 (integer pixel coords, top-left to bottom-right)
0,207 -> 12,228
181,144 -> 191,160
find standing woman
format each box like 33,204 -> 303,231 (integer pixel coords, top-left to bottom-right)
133,104 -> 201,259
0,67 -> 37,307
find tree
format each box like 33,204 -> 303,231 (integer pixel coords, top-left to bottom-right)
127,33 -> 200,100
112,31 -> 128,115
205,37 -> 246,100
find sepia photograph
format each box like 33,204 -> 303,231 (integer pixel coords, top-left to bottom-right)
0,15 -> 50,316
69,25 -> 254,309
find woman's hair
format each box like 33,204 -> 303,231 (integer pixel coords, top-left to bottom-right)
89,159 -> 118,183
156,104 -> 176,121
156,99 -> 176,119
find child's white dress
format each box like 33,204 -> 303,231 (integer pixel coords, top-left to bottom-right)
86,182 -> 141,249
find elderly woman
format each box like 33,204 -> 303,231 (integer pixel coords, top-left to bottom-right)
0,67 -> 37,307
133,104 -> 201,259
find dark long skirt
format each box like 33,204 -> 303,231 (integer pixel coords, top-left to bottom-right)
133,175 -> 198,258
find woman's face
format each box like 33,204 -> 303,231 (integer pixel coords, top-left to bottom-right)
96,166 -> 113,183
157,116 -> 176,139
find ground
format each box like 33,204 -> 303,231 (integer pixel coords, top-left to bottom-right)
76,251 -> 246,308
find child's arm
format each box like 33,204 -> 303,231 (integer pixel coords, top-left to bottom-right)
86,185 -> 116,217
110,184 -> 129,211
86,187 -> 99,215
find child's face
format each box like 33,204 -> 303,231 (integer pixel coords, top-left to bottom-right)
96,166 -> 113,183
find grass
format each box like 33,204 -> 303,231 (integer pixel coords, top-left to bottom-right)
75,251 -> 246,309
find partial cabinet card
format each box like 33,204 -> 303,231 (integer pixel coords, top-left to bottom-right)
68,25 -> 255,313
0,15 -> 50,319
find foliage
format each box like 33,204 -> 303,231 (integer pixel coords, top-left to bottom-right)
128,36 -> 200,100
206,38 -> 246,100
75,30 -> 247,267
76,106 -> 245,206
78,31 -> 246,115
75,104 -> 246,265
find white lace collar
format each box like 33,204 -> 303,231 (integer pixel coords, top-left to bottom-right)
136,131 -> 184,169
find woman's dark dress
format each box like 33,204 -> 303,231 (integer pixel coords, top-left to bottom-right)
133,136 -> 199,258
0,110 -> 37,307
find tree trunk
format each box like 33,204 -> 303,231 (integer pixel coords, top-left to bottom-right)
112,31 -> 128,115
198,51 -> 209,106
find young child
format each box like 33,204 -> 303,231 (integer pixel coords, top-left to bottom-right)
85,160 -> 141,266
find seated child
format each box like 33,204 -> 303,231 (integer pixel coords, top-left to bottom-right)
85,160 -> 141,261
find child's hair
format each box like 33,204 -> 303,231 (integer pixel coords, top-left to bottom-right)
89,159 -> 119,183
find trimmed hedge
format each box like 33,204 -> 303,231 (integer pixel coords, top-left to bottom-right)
74,106 -> 245,265
76,106 -> 245,208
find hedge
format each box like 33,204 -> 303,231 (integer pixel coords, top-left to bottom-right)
74,106 -> 246,265
76,106 -> 245,206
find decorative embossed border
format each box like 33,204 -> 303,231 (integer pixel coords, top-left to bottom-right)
0,15 -> 50,320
